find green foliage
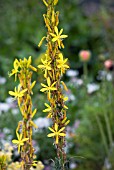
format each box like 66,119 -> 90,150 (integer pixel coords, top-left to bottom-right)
0,0 -> 114,170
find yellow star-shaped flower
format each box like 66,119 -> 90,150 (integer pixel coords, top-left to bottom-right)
50,26 -> 68,48
9,85 -> 27,106
19,56 -> 37,72
43,103 -> 52,118
57,53 -> 69,75
47,123 -> 66,144
40,77 -> 57,98
9,59 -> 20,81
12,132 -> 29,153
38,57 -> 52,78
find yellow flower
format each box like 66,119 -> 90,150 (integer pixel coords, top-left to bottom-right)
47,123 -> 66,144
54,0 -> 58,5
40,77 -> 57,98
50,26 -> 68,48
62,117 -> 70,126
30,81 -> 36,94
57,53 -> 69,75
42,0 -> 48,7
9,59 -> 20,81
43,103 -> 52,118
61,81 -> 68,91
19,56 -> 37,71
38,36 -> 46,47
30,120 -> 38,129
31,109 -> 37,118
31,161 -> 44,170
38,57 -> 52,78
12,132 -> 29,153
43,103 -> 51,112
20,56 -> 31,69
9,85 -> 27,105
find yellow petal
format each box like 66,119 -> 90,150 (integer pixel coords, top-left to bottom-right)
12,139 -> 19,144
64,105 -> 68,109
59,133 -> 66,137
58,127 -> 65,133
32,109 -> 37,118
47,133 -> 55,137
61,81 -> 68,91
29,65 -> 37,72
19,133 -> 22,140
22,138 -> 29,142
48,127 -> 55,133
42,0 -> 48,6
47,77 -> 51,86
38,36 -> 46,47
30,121 -> 38,129
54,0 -> 58,5
9,91 -> 16,96
52,37 -> 58,42
51,81 -> 57,87
41,83 -> 47,88
38,64 -> 45,69
62,117 -> 67,124
43,106 -> 51,112
55,135 -> 59,144
59,28 -> 63,35
40,88 -> 47,92
54,26 -> 58,35
63,96 -> 68,101
60,35 -> 68,39
31,81 -> 36,90
65,120 -> 70,126
47,112 -> 52,118
54,123 -> 58,132
50,33 -> 56,37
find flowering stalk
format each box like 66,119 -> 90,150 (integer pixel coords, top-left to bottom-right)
9,57 -> 38,170
79,50 -> 91,83
38,0 -> 70,169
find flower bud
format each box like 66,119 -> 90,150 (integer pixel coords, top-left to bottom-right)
104,59 -> 114,70
79,50 -> 91,62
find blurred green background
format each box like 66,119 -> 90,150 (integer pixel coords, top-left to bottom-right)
0,0 -> 114,170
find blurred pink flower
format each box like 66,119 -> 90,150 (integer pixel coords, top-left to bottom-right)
74,120 -> 80,129
79,50 -> 91,62
104,59 -> 114,70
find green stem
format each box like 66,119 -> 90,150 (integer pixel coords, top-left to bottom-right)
95,114 -> 109,155
83,62 -> 87,79
83,62 -> 88,86
104,112 -> 113,147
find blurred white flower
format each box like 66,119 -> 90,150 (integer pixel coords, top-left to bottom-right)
87,83 -> 100,94
66,69 -> 79,77
0,103 -> 11,114
97,70 -> 112,81
106,73 -> 112,81
0,76 -> 6,84
70,162 -> 77,169
70,77 -> 83,86
97,70 -> 106,80
76,78 -> 83,86
6,97 -> 13,104
34,117 -> 50,129
12,108 -> 19,115
3,128 -> 11,134
104,158 -> 111,169
74,120 -> 80,129
65,90 -> 75,101
68,94 -> 75,101
0,132 -> 5,139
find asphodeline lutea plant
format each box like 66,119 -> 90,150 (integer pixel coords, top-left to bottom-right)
38,0 -> 70,169
9,57 -> 38,170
